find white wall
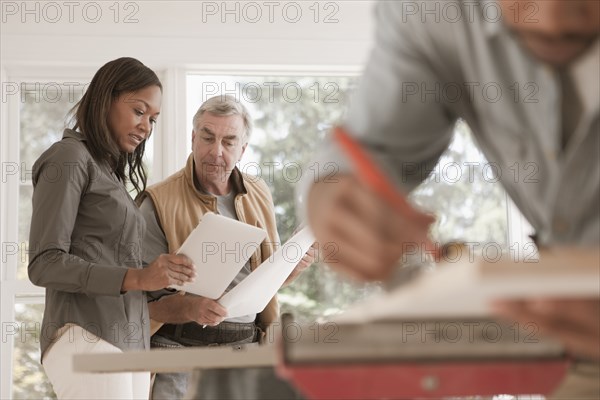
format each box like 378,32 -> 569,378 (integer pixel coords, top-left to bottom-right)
1,0 -> 375,69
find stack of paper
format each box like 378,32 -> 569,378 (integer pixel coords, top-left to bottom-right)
336,248 -> 599,324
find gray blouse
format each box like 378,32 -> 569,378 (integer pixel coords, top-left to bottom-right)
28,129 -> 150,359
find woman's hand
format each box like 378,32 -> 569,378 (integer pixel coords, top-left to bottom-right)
122,254 -> 196,292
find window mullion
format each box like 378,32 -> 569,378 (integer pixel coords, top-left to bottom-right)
1,72 -> 21,399
156,68 -> 188,180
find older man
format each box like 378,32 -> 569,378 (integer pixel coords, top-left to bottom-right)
138,95 -> 313,399
302,0 -> 599,397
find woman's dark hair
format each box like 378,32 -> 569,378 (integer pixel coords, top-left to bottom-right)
70,57 -> 162,194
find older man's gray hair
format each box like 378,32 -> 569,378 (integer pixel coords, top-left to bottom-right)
193,95 -> 253,141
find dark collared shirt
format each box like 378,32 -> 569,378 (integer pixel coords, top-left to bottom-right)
28,129 -> 149,359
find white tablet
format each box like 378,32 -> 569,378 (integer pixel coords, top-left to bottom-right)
172,212 -> 267,299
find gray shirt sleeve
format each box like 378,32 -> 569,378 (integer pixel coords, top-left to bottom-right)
341,0 -> 458,187
28,141 -> 127,297
139,196 -> 173,302
139,196 -> 169,264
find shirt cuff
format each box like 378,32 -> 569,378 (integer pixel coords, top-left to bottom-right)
87,265 -> 129,297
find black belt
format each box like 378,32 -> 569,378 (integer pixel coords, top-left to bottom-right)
156,321 -> 258,346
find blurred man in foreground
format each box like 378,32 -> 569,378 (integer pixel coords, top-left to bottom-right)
301,0 -> 599,396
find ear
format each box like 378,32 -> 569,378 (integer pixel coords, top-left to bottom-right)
239,141 -> 248,162
191,130 -> 196,146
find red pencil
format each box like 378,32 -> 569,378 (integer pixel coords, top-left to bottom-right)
333,126 -> 440,257
333,126 -> 422,220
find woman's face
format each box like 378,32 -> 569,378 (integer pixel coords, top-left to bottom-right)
107,85 -> 162,153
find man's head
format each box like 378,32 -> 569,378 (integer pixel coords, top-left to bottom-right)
191,95 -> 252,195
499,0 -> 600,67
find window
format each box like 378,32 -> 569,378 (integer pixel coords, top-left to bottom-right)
3,68 -> 529,398
12,302 -> 55,399
411,120 -> 509,247
186,74 -> 515,322
17,84 -> 83,279
186,74 -> 380,321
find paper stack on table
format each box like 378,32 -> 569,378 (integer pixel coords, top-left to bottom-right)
335,248 -> 599,324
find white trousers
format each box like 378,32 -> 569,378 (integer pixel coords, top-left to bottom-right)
43,324 -> 150,400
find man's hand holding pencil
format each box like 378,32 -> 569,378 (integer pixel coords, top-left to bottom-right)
307,127 -> 436,282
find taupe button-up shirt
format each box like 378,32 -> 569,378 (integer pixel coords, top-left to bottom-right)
300,0 -> 599,246
28,129 -> 149,358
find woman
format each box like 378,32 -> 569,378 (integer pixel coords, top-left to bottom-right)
28,57 -> 196,399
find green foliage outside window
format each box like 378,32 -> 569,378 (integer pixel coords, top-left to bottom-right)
226,76 -> 508,322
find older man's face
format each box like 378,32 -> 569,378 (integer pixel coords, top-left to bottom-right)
192,113 -> 247,193
499,0 -> 600,67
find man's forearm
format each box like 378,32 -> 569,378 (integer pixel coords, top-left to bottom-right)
148,293 -> 192,324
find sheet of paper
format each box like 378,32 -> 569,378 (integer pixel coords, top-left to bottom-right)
173,212 -> 267,299
335,248 -> 599,324
219,227 -> 315,318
